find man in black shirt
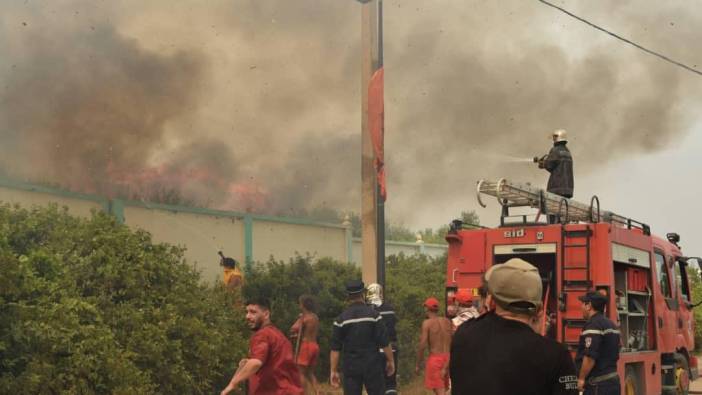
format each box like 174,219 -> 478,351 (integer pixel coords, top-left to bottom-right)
330,280 -> 395,395
575,292 -> 620,394
450,258 -> 578,395
366,283 -> 399,394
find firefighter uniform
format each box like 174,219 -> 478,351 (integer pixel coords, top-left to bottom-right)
575,295 -> 621,395
331,280 -> 389,395
374,301 -> 398,394
543,140 -> 574,198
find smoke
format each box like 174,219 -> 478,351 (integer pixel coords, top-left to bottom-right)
0,3 -> 205,197
0,1 -> 700,223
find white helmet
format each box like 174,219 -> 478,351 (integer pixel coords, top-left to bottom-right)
552,129 -> 568,143
366,283 -> 383,307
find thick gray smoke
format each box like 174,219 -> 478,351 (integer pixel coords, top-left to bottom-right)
0,1 -> 700,222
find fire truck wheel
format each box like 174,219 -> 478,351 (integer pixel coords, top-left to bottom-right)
674,353 -> 690,395
624,366 -> 638,395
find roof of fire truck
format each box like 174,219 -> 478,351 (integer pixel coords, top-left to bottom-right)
475,178 -> 652,235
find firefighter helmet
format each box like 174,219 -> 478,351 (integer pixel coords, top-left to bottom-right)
366,283 -> 383,307
551,129 -> 568,143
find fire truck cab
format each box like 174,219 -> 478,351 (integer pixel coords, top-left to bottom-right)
446,179 -> 701,395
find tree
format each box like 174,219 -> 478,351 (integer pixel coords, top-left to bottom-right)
242,255 -> 361,380
0,204 -> 248,394
241,252 -> 448,383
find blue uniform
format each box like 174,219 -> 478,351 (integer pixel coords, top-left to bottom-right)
374,302 -> 397,394
575,313 -> 621,395
331,301 -> 389,395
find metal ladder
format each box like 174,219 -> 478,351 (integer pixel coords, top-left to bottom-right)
476,178 -> 650,234
559,225 -> 592,349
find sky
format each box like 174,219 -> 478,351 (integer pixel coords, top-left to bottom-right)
0,0 -> 700,252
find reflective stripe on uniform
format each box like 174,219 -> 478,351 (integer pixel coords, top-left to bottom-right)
379,311 -> 395,316
580,329 -> 620,336
333,316 -> 383,327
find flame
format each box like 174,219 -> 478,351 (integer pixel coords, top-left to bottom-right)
99,162 -> 271,212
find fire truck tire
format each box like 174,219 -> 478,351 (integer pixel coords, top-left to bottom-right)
674,353 -> 690,395
624,366 -> 638,395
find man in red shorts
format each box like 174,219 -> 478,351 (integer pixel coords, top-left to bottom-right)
221,297 -> 303,395
290,295 -> 320,395
416,297 -> 452,395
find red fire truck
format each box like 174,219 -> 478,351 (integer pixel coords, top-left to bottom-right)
445,179 -> 701,395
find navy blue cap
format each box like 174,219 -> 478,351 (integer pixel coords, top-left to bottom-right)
345,279 -> 365,295
578,291 -> 608,306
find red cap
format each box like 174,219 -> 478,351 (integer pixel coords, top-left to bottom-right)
455,288 -> 473,305
423,297 -> 440,310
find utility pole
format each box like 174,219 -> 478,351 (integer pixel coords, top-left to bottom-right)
359,0 -> 385,287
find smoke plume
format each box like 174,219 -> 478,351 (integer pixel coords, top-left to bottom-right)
0,0 -> 700,223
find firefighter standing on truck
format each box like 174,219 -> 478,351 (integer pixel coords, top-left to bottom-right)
575,291 -> 621,395
330,280 -> 395,395
536,129 -> 574,224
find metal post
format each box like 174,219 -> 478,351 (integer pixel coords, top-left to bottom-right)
375,0 -> 385,288
360,0 -> 379,285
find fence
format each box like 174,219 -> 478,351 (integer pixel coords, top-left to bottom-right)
0,177 -> 447,283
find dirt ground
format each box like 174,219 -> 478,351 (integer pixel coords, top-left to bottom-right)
691,377 -> 702,393
317,376 -> 432,395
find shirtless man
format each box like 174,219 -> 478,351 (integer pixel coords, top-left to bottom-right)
416,297 -> 453,395
290,295 -> 320,395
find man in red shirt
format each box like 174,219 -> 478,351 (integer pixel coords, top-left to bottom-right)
221,297 -> 303,395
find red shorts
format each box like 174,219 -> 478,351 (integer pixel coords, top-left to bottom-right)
296,341 -> 319,367
424,353 -> 450,389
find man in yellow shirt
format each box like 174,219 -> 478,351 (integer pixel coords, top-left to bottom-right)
219,251 -> 243,291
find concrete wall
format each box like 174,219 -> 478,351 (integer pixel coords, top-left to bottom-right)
351,238 -> 448,265
251,219 -> 348,263
0,177 -> 447,277
122,204 -> 246,284
0,181 -> 106,218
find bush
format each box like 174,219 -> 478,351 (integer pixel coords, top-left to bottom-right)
0,204 -> 248,394
242,255 -> 361,380
385,253 -> 446,380
242,252 -> 447,387
0,203 -> 449,393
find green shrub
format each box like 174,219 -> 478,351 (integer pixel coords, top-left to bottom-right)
0,203 -> 449,393
242,255 -> 361,380
0,204 -> 248,394
242,252 -> 447,387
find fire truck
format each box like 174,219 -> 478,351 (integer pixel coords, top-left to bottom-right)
445,179 -> 702,395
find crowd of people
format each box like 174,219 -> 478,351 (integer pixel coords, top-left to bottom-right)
219,256 -> 620,395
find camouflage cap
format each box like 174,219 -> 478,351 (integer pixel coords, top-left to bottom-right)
486,258 -> 542,315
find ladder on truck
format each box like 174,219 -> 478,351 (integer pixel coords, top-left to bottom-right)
559,224 -> 593,349
476,178 -> 650,234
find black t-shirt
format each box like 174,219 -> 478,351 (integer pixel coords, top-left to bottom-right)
450,312 -> 578,395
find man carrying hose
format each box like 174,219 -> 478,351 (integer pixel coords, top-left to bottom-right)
535,129 -> 574,223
